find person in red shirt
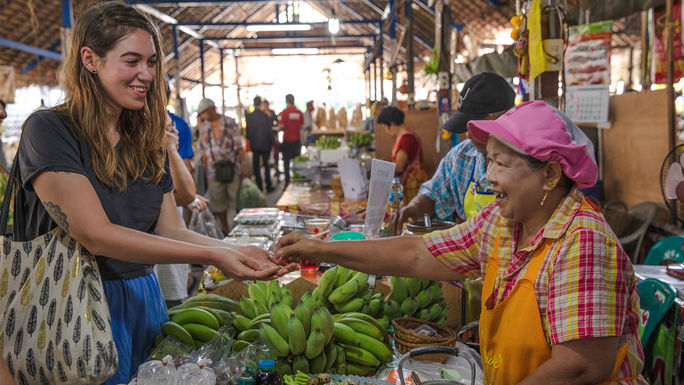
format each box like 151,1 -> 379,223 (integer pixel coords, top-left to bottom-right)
278,94 -> 304,187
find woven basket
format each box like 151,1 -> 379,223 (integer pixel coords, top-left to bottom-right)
392,317 -> 457,362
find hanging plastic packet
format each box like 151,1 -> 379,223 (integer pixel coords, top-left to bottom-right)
198,359 -> 217,385
136,354 -> 178,385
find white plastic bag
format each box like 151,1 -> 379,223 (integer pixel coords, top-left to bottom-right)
189,209 -> 224,239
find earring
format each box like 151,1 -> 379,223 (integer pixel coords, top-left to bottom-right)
540,191 -> 549,207
548,182 -> 556,189
92,68 -> 97,74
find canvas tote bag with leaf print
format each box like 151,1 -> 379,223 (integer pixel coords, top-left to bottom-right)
0,158 -> 118,384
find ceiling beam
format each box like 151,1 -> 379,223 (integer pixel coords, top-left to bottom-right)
206,34 -> 376,42
0,38 -> 62,61
176,19 -> 382,28
134,4 -> 221,49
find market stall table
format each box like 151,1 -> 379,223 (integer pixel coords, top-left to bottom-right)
275,181 -> 367,219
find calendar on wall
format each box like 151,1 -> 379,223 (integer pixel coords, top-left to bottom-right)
564,85 -> 610,123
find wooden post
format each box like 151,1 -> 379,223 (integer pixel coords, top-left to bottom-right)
220,49 -> 225,115
666,0 -> 676,153
436,0 -> 452,153
641,11 -> 650,90
234,53 -> 243,127
406,0 -> 415,110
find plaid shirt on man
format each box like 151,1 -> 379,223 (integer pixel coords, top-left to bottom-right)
418,139 -> 488,220
423,188 -> 644,383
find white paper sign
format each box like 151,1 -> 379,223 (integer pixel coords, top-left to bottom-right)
363,159 -> 396,238
337,159 -> 368,200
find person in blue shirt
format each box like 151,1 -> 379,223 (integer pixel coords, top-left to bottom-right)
389,73 -> 515,234
166,86 -> 194,171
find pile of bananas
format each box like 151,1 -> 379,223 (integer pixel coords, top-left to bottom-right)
311,266 -> 382,317
382,277 -> 448,324
331,312 -> 393,376
316,137 -> 341,149
347,132 -> 374,148
158,294 -> 238,349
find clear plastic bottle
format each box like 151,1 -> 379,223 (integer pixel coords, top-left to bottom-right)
389,177 -> 404,217
255,359 -> 281,385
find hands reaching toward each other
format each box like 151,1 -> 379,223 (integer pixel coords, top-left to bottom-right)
273,231 -> 323,266
212,244 -> 294,281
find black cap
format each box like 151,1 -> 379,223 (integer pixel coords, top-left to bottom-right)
442,72 -> 516,133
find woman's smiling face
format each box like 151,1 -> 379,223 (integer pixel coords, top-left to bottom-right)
485,137 -> 547,222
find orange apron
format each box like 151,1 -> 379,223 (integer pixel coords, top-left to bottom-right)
479,203 -> 637,384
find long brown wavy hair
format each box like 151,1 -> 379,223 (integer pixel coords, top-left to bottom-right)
57,1 -> 167,190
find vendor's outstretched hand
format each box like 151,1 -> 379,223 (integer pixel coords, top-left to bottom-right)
274,231 -> 322,266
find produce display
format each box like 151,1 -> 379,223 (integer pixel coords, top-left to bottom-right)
316,137 -> 342,149
231,277 -> 392,376
347,132 -> 374,148
336,107 -> 348,130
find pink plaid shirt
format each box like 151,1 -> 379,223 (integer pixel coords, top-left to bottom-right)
423,188 -> 644,383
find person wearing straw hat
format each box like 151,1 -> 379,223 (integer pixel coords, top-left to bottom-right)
275,101 -> 645,384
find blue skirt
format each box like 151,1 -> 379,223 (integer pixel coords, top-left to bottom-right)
101,273 -> 168,385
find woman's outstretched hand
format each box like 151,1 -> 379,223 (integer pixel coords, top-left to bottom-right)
213,245 -> 295,281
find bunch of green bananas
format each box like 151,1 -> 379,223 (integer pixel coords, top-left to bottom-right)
382,277 -> 449,325
347,132 -> 374,148
332,312 -> 393,375
316,137 -> 341,149
159,302 -> 235,350
311,266 -> 383,318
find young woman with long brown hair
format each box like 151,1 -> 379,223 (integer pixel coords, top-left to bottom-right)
12,2 -> 290,383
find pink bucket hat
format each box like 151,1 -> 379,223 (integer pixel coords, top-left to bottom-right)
467,100 -> 598,188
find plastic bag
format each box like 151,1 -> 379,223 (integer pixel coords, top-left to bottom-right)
137,355 -> 179,385
189,209 -> 224,239
237,179 -> 267,211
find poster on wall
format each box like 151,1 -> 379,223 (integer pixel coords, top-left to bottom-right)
565,20 -> 613,86
652,0 -> 684,84
0,66 -> 15,103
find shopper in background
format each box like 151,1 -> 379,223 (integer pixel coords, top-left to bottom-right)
246,96 -> 275,193
11,4 -> 288,382
197,98 -> 247,234
275,101 -> 644,385
360,99 -> 386,133
303,100 -> 315,145
278,93 -> 304,188
389,72 -> 516,234
376,106 -> 428,204
0,99 -> 7,169
263,98 -> 281,184
166,86 -> 194,172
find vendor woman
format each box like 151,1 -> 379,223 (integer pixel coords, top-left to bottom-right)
276,101 -> 645,385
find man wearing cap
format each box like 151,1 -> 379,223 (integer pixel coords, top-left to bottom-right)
389,73 -> 515,234
246,96 -> 275,193
196,98 -> 247,233
275,100 -> 645,385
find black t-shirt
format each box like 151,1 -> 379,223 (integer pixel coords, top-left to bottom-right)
14,109 -> 174,281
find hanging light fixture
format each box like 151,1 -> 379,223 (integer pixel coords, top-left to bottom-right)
328,8 -> 340,35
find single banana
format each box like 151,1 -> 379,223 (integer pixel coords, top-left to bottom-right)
324,343 -> 338,371
343,312 -> 388,335
405,277 -> 422,297
332,322 -> 359,346
368,298 -> 382,317
237,329 -> 260,342
248,283 -> 268,308
389,276 -> 409,303
309,350 -> 327,374
198,307 -> 233,327
259,323 -> 290,357
281,286 -> 294,308
171,308 -> 220,330
318,266 -> 338,297
304,327 -> 325,359
294,301 -> 311,335
300,290 -> 316,315
335,362 -> 347,375
342,344 -> 380,367
429,283 -> 443,305
329,272 -> 367,304
356,332 -> 393,363
161,321 -> 195,349
428,303 -> 442,321
346,362 -> 376,376
417,309 -> 431,320
377,316 -> 390,330
420,279 -> 431,290
233,314 -> 253,332
254,301 -> 269,317
334,297 -> 365,313
383,300 -> 402,319
288,314 -> 306,355
232,339 -> 250,352
276,358 -> 293,376
240,297 -> 257,319
246,313 -> 271,329
309,307 -> 326,338
416,289 -> 433,309
268,290 -> 281,310
400,296 -> 419,316
182,323 -> 218,343
268,279 -> 280,297
337,317 -> 387,342
292,355 -> 309,374
318,306 -> 334,344
335,345 -> 346,365
270,301 -> 294,339
335,266 -> 351,287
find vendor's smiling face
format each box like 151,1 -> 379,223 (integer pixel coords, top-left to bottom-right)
485,137 -> 546,222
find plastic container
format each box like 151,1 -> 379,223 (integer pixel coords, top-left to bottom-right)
331,231 -> 365,241
389,177 -> 404,217
255,359 -> 281,385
